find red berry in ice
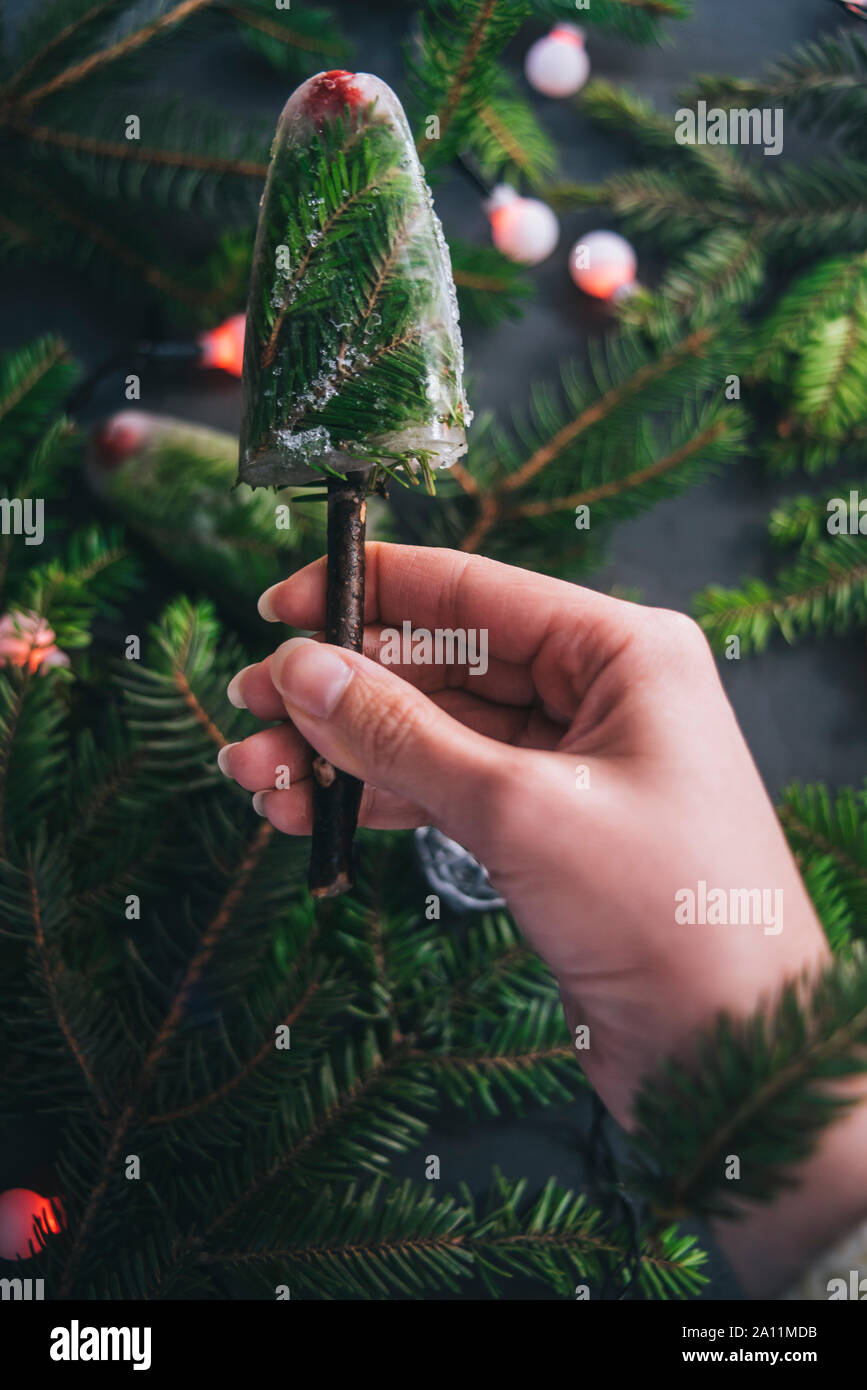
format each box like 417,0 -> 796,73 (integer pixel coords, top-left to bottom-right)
303,71 -> 363,126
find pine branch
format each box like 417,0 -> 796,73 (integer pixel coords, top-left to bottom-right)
5,171 -> 243,309
779,783 -> 867,938
5,111 -> 269,182
455,323 -> 733,557
594,157 -> 867,259
621,229 -> 765,334
227,2 -> 350,69
630,946 -> 867,1220
468,70 -> 558,187
684,30 -> 867,154
449,238 -> 534,324
27,861 -> 111,1118
411,0 -> 529,166
197,1172 -> 706,1300
769,477 -> 867,548
541,0 -> 689,45
694,537 -> 867,654
57,817 -> 274,1296
577,78 -> 754,196
507,415 -> 732,520
15,0 -> 215,109
1,0 -> 126,98
0,335 -> 75,469
501,325 -> 716,496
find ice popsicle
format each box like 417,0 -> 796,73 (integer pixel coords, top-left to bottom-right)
238,70 -> 470,488
237,70 -> 471,899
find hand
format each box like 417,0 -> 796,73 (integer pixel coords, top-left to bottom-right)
221,543 -> 865,1294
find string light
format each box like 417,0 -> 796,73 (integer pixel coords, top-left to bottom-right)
485,185 -> 560,266
197,314 -> 246,376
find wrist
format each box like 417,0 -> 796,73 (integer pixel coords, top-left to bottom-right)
712,1074 -> 867,1298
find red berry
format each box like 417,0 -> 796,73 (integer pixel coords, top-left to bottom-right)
303,71 -> 363,126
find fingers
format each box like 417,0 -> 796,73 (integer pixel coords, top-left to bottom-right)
258,543 -> 641,690
261,635 -> 537,848
217,685 -> 550,833
252,779 -> 426,833
227,622 -> 536,718
220,683 -> 565,803
218,722 -> 311,789
227,655 -> 290,722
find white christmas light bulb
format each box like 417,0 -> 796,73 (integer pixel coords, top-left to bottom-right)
485,185 -> 559,266
569,230 -> 637,301
524,24 -> 590,98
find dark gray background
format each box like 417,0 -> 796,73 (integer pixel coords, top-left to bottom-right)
2,0 -> 864,1300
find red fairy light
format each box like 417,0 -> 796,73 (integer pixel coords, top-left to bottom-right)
550,24 -> 584,45
92,412 -> 150,471
0,1188 -> 66,1261
0,612 -> 70,674
198,314 -> 246,376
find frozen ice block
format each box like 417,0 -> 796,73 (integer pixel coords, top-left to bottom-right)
238,70 -> 471,488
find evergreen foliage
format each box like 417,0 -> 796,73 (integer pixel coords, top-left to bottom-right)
1,5 -> 865,1302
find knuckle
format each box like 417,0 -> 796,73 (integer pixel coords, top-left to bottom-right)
647,607 -> 713,662
362,686 -> 417,770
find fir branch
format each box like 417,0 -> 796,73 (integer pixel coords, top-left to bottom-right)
458,324 -> 720,554
1,0 -> 124,99
57,819 -> 274,1296
198,1173 -> 705,1300
149,974 -> 322,1125
509,417 -> 731,519
684,30 -> 867,153
694,537 -> 867,654
28,863 -> 111,1118
416,0 -> 500,159
259,139 -> 397,370
449,237 -> 534,325
594,157 -> 867,258
466,69 -> 558,187
779,783 -> 867,935
502,325 -> 715,496
624,230 -> 765,333
0,667 -> 33,857
769,477 -> 867,548
6,172 -> 232,305
173,665 -> 229,750
541,0 -> 689,45
5,114 -> 269,179
16,0 -> 216,109
0,335 -> 69,428
225,3 -> 348,61
630,946 -> 867,1219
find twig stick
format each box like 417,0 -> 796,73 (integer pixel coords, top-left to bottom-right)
308,468 -> 369,898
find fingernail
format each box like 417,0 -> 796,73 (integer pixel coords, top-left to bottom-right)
271,638 -> 353,719
257,584 -> 281,622
252,791 -> 269,817
217,742 -> 239,775
226,664 -> 255,709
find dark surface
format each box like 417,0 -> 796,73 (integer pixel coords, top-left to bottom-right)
2,0 -> 864,1301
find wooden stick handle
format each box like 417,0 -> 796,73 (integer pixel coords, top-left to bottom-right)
308,469 -> 369,898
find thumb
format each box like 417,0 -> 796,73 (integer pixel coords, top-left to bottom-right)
269,636 -> 514,846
